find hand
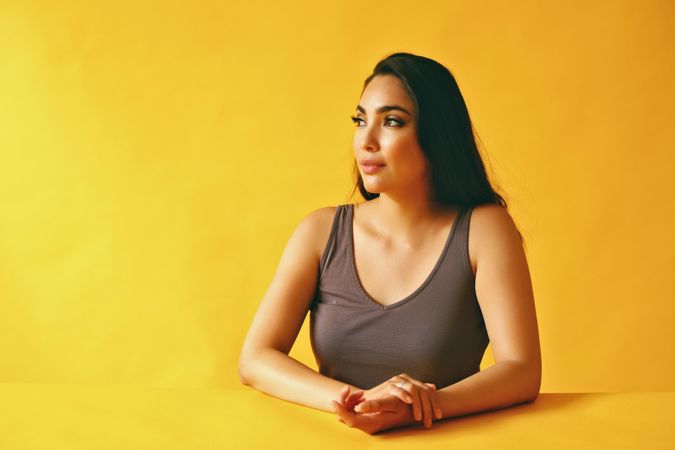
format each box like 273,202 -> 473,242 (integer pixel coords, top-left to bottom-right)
332,385 -> 415,435
335,384 -> 366,412
354,374 -> 443,429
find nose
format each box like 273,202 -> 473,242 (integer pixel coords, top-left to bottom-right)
358,124 -> 380,152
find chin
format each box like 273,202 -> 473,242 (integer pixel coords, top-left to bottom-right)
362,184 -> 383,194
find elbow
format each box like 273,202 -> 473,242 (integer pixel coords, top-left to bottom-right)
516,382 -> 539,405
509,359 -> 541,403
238,355 -> 254,387
525,382 -> 540,403
239,346 -> 278,387
238,345 -> 275,387
238,363 -> 249,386
524,365 -> 542,402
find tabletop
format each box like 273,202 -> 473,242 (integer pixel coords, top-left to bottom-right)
1,382 -> 673,449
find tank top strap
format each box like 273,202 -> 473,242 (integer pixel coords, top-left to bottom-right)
310,202 -> 488,389
318,204 -> 352,277
444,205 -> 475,277
455,205 -> 473,240
319,203 -> 475,279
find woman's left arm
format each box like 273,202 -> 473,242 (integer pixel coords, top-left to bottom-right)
437,204 -> 541,419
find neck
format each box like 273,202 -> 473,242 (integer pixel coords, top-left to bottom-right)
366,188 -> 454,247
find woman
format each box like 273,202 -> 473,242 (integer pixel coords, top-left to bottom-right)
238,52 -> 541,435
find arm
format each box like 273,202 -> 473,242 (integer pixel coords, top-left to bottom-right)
238,207 -> 360,413
438,204 -> 541,419
436,360 -> 539,419
239,348 -> 360,413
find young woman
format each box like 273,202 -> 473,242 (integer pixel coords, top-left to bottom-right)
238,52 -> 541,435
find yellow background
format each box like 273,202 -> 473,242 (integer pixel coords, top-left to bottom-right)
0,0 -> 673,394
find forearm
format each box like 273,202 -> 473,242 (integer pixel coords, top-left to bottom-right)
239,347 -> 359,413
437,360 -> 540,420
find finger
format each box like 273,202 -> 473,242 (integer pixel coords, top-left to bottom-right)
336,400 -> 384,433
355,398 -> 378,413
340,385 -> 352,403
419,390 -> 438,425
332,401 -> 354,427
390,377 -> 422,421
424,382 -> 442,417
413,386 -> 423,422
391,376 -> 420,420
347,396 -> 364,409
404,382 -> 434,428
356,396 -> 400,414
351,397 -> 366,411
332,400 -> 343,418
345,390 -> 365,410
428,390 -> 443,420
346,390 -> 364,403
390,383 -> 413,404
399,374 -> 433,393
398,375 -> 435,423
347,389 -> 364,400
395,379 -> 423,422
420,389 -> 433,428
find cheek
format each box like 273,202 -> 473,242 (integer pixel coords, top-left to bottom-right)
391,138 -> 426,170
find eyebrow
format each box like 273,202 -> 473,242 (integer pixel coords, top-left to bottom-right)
355,104 -> 412,116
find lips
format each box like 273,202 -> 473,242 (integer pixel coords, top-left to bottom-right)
360,159 -> 385,166
360,161 -> 385,174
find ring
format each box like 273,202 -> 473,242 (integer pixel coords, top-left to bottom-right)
395,381 -> 407,390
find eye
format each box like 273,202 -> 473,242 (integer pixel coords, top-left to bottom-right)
350,116 -> 403,127
350,115 -> 364,127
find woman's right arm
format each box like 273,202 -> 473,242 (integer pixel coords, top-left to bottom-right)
238,207 -> 360,413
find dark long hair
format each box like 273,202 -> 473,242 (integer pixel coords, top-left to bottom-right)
348,52 -> 524,245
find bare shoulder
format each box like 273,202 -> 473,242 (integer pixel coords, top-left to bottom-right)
468,204 -> 540,381
468,203 -> 523,275
238,205 -> 339,362
296,205 -> 339,261
470,203 -> 518,235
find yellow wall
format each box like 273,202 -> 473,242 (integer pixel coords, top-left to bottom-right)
0,0 -> 672,392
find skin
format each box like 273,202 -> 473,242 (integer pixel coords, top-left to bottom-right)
334,385 -> 417,434
339,74 -> 455,430
341,74 -> 540,432
350,74 -> 456,252
349,74 -> 461,312
239,74 -> 541,435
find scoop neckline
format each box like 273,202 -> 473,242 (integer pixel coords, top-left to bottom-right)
347,203 -> 463,311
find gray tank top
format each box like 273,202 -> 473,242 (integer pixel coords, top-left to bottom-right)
309,203 -> 489,390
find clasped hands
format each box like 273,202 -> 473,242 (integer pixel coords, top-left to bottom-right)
331,373 -> 443,434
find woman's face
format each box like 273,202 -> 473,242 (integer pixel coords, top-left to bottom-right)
352,74 -> 430,196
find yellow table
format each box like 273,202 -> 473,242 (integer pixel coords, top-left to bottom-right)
1,383 -> 673,449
